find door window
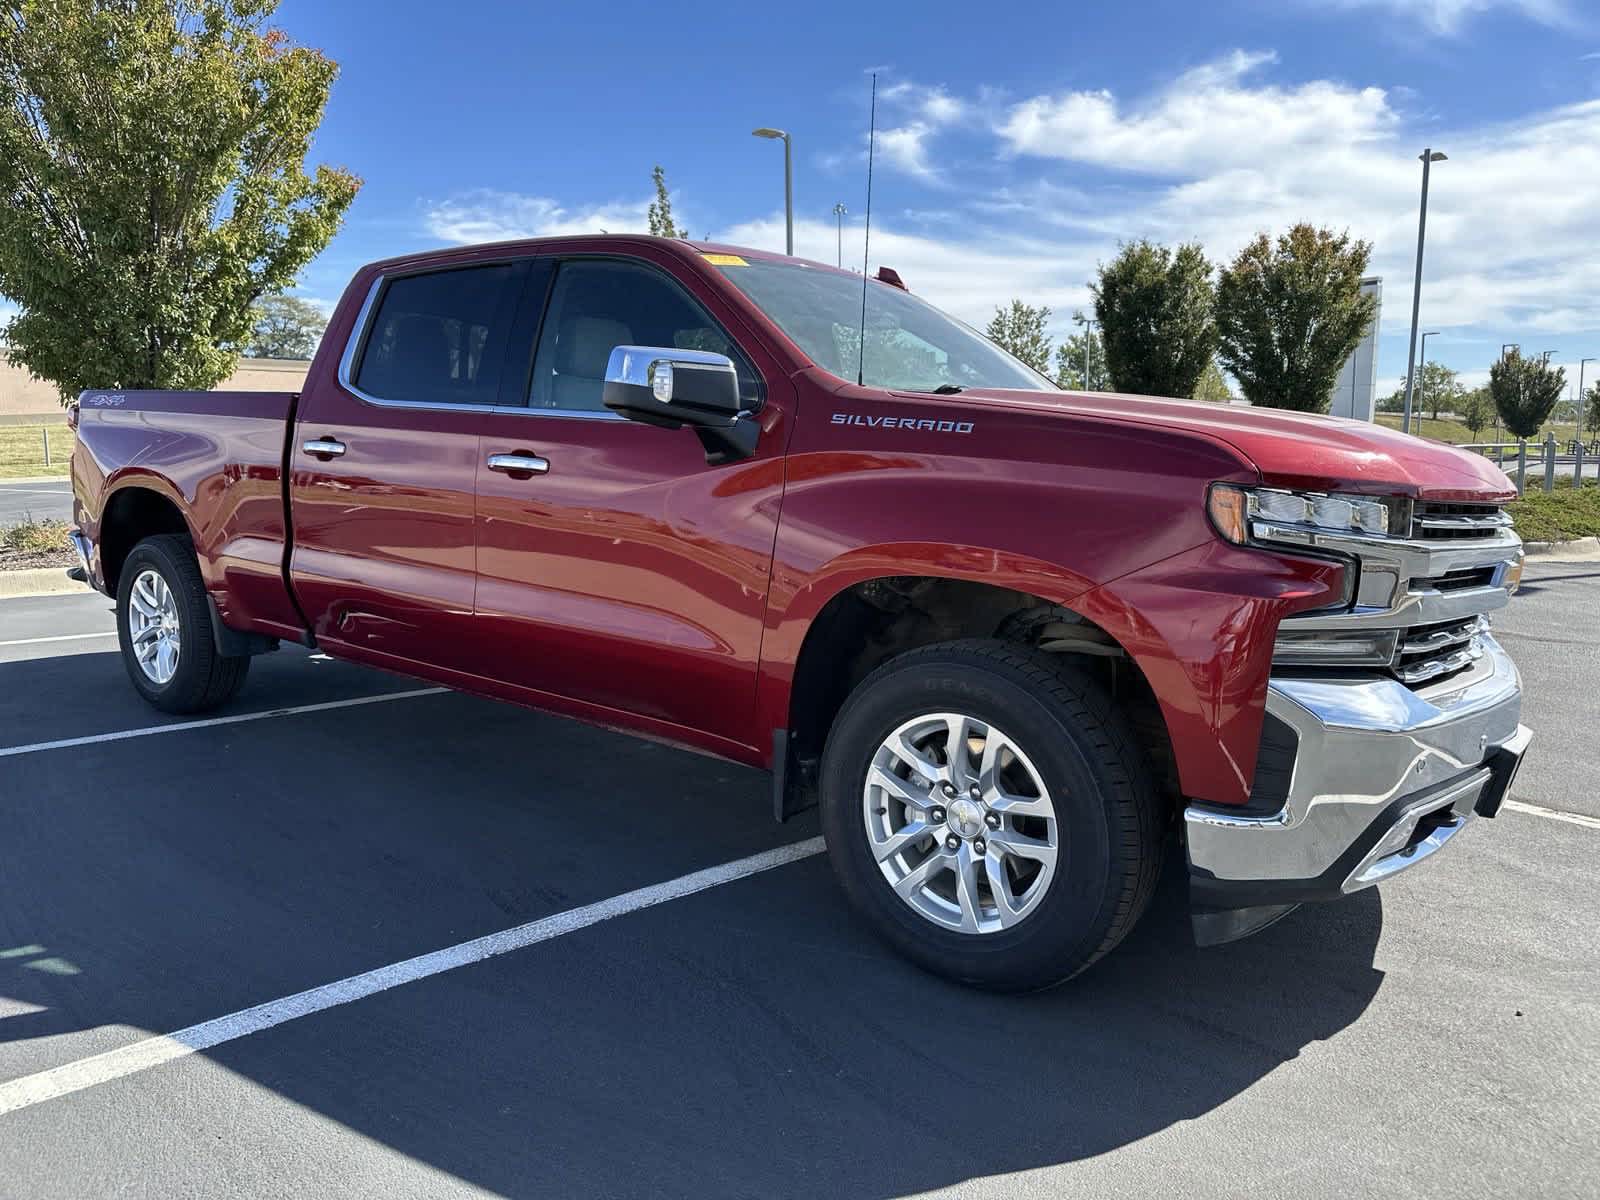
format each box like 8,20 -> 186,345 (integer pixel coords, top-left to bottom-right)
353,264 -> 519,406
528,259 -> 758,413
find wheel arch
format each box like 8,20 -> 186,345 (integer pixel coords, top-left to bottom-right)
97,478 -> 195,596
768,565 -> 1182,823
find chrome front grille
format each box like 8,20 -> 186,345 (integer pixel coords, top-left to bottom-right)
1411,501 -> 1512,540
1263,500 -> 1520,692
1393,615 -> 1489,684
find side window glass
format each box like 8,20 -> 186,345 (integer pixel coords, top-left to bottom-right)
354,264 -> 516,406
529,259 -> 758,412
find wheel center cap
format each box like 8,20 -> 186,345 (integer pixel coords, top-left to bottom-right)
947,797 -> 985,839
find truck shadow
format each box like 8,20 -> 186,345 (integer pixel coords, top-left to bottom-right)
0,649 -> 1385,1196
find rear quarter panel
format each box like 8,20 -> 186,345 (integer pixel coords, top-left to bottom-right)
74,389 -> 302,639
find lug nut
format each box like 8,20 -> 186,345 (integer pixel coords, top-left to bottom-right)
930,806 -> 946,823
942,782 -> 958,798
945,835 -> 960,851
974,838 -> 986,855
985,812 -> 1000,830
969,786 -> 981,800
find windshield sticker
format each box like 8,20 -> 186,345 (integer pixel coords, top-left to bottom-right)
832,413 -> 973,433
703,253 -> 749,266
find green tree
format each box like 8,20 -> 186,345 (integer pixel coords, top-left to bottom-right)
985,300 -> 1054,376
1414,360 -> 1463,421
1054,325 -> 1106,390
1191,359 -> 1232,403
1215,224 -> 1378,413
1458,387 -> 1494,439
0,0 -> 359,400
1376,388 -> 1406,414
244,292 -> 325,359
1092,240 -> 1216,398
1586,382 -> 1600,438
647,165 -> 687,238
1489,349 -> 1566,440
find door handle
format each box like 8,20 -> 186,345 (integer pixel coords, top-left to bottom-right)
487,453 -> 550,476
303,437 -> 347,459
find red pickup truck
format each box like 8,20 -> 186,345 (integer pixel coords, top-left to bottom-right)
69,235 -> 1531,990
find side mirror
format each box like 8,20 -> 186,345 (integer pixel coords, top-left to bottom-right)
602,346 -> 759,463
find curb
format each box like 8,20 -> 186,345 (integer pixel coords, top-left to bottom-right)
1524,537 -> 1600,562
0,567 -> 91,599
0,475 -> 72,486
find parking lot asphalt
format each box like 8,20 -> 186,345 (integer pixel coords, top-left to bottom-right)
0,479 -> 72,527
0,567 -> 1596,1199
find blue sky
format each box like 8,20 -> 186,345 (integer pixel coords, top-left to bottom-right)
54,0 -> 1600,394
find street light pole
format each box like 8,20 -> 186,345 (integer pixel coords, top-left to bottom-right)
752,127 -> 793,255
1418,330 -> 1439,425
1401,149 -> 1447,436
1078,316 -> 1098,390
832,202 -> 847,268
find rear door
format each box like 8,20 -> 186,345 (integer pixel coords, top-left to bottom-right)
290,258 -> 529,674
471,249 -> 792,757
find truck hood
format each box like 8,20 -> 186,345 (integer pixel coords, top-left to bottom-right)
953,388 -> 1517,503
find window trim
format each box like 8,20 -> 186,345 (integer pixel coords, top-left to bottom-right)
337,259 -> 533,415
337,252 -> 766,422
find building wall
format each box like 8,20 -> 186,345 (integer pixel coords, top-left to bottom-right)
1328,277 -> 1382,421
0,349 -> 311,420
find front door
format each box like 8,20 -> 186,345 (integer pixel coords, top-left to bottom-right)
290,257 -> 529,674
472,250 -> 791,757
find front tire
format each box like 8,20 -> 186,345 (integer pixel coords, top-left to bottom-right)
116,534 -> 250,714
819,639 -> 1162,992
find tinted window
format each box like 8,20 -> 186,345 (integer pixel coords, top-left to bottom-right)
712,258 -> 1054,393
354,264 -> 517,406
529,259 -> 756,412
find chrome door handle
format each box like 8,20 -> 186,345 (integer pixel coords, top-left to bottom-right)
303,437 -> 347,459
487,453 -> 550,475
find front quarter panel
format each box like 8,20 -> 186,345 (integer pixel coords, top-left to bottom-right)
756,384 -> 1334,796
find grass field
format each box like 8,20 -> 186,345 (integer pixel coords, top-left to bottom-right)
0,424 -> 74,479
1507,479 -> 1600,542
1375,413 -> 1588,448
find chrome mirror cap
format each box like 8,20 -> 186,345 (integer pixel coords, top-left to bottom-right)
604,346 -> 738,404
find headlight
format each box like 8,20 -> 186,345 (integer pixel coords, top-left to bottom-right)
1207,484 -> 1410,545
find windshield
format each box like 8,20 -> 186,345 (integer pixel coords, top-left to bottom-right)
710,257 -> 1057,393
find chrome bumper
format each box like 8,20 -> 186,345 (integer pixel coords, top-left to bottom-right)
1186,635 -> 1529,903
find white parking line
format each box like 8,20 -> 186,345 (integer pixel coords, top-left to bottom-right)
1504,799 -> 1600,831
0,687 -> 449,759
0,631 -> 116,648
0,836 -> 827,1117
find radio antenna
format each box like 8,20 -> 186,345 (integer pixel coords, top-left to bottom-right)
857,71 -> 877,387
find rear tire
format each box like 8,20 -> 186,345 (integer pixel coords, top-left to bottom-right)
819,639 -> 1162,992
116,534 -> 250,714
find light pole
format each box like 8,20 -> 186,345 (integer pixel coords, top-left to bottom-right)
832,202 -> 847,268
752,127 -> 793,255
1078,315 -> 1098,390
1580,358 -> 1594,437
1401,149 -> 1447,435
1541,350 -> 1558,365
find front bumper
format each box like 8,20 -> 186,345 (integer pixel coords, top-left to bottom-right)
1185,634 -> 1529,921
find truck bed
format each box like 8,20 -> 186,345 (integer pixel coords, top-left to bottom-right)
73,388 -> 306,642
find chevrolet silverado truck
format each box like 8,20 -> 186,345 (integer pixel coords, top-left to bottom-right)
68,236 -> 1532,990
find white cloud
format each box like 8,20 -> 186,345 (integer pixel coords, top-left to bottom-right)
998,51 -> 1395,176
1311,0 -> 1579,35
876,122 -> 939,180
424,189 -> 656,243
